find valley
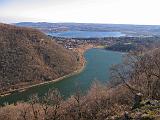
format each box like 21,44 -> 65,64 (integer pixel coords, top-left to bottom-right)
0,23 -> 159,120
1,0 -> 160,119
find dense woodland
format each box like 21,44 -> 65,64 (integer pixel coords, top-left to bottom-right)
105,36 -> 160,52
0,24 -> 79,94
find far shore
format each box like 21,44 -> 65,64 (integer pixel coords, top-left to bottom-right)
0,44 -> 94,97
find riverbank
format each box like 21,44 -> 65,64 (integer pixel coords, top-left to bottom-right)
0,44 -> 93,97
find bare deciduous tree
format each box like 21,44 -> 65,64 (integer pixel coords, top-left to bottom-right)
110,48 -> 160,100
29,94 -> 40,120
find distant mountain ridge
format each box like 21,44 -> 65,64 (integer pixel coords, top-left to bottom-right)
0,23 -> 79,92
15,22 -> 160,36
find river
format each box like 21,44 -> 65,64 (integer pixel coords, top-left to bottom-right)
0,48 -> 123,105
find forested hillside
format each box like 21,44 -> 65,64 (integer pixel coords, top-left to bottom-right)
0,23 -> 79,93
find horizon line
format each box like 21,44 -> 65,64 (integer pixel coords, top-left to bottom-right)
12,22 -> 160,26
1,21 -> 160,26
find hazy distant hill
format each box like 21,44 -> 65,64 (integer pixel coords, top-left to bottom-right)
16,22 -> 160,36
0,23 -> 79,92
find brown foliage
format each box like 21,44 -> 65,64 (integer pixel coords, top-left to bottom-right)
110,48 -> 160,100
0,23 -> 79,93
0,84 -> 131,120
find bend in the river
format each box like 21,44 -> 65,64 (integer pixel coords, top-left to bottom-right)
0,48 -> 123,105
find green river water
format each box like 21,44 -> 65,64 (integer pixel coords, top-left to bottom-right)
0,48 -> 123,105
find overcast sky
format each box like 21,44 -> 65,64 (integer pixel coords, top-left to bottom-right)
0,0 -> 160,25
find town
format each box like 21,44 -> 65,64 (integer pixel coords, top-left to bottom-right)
51,36 -> 160,52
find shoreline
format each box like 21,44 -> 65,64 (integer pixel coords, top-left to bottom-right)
0,44 -> 93,97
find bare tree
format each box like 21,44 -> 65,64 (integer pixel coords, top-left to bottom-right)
18,104 -> 29,120
40,89 -> 63,120
29,94 -> 40,120
110,48 -> 160,100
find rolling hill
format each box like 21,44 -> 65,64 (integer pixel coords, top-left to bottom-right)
0,23 -> 79,93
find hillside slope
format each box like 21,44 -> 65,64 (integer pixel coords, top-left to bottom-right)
0,23 -> 79,93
